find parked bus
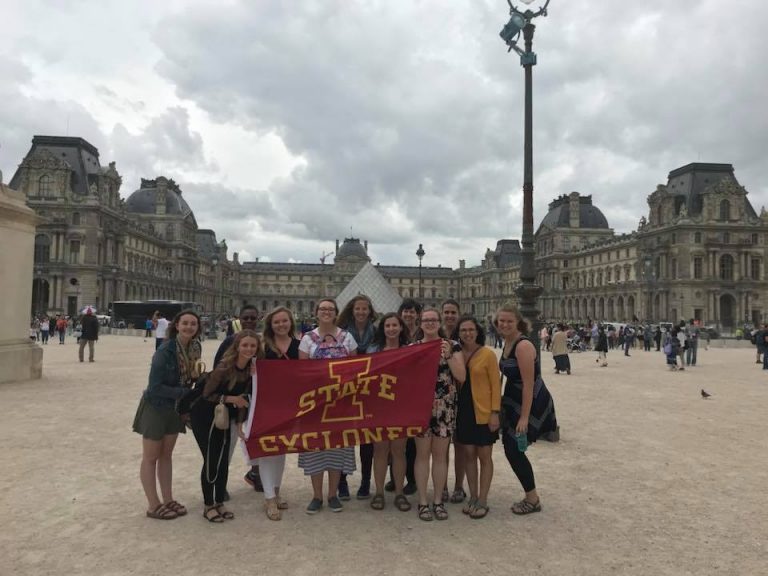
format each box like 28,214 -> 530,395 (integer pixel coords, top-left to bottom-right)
110,300 -> 203,329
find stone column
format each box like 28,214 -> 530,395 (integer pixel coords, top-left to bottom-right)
0,183 -> 43,382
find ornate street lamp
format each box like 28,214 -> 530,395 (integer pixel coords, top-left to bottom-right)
500,0 -> 550,352
416,243 -> 425,300
208,256 -> 219,339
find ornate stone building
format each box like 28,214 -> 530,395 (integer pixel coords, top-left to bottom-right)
12,135 -> 767,331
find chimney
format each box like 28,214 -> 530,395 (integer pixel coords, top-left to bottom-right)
459,259 -> 466,269
364,240 -> 368,252
233,252 -> 239,263
155,178 -> 167,216
569,191 -> 580,229
336,239 -> 340,251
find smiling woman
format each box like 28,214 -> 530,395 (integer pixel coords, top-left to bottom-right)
133,308 -> 202,521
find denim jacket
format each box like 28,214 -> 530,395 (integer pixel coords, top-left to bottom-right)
143,339 -> 185,410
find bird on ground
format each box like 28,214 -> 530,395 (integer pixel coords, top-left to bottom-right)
701,389 -> 712,399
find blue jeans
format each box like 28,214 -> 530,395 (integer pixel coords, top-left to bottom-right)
685,341 -> 698,366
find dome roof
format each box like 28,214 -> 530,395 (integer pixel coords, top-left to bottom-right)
125,177 -> 193,218
538,192 -> 609,231
335,237 -> 369,261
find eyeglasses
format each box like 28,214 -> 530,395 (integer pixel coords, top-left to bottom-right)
317,307 -> 336,313
241,316 -> 258,321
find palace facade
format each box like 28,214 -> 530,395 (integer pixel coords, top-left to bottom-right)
10,135 -> 768,330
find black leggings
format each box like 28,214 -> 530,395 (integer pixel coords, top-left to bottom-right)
190,406 -> 231,506
502,431 -> 536,493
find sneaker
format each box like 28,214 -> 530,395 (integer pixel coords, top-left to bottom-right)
327,496 -> 343,512
356,483 -> 371,500
337,480 -> 351,501
384,480 -> 396,493
244,470 -> 264,492
403,482 -> 417,496
305,498 -> 323,515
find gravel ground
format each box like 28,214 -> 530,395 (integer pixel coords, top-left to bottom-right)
1,335 -> 765,576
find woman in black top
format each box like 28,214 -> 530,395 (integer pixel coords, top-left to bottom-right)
190,329 -> 261,522
258,307 -> 301,520
496,305 -> 557,515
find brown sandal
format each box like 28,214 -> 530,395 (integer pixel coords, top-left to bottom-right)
264,498 -> 281,521
277,496 -> 289,510
215,504 -> 235,520
146,503 -> 177,520
370,494 -> 385,510
165,500 -> 187,516
394,494 -> 411,512
203,506 -> 224,523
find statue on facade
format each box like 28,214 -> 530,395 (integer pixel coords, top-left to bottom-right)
638,215 -> 647,230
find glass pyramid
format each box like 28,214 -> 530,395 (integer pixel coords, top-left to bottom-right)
336,262 -> 403,315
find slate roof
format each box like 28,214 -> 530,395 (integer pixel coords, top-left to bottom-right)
125,177 -> 194,217
666,163 -> 758,218
539,193 -> 610,231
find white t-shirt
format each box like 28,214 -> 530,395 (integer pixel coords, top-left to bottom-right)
299,328 -> 357,358
155,318 -> 169,339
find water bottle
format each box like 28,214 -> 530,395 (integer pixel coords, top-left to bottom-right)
515,432 -> 528,453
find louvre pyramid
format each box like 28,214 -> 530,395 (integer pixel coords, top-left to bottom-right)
336,262 -> 403,314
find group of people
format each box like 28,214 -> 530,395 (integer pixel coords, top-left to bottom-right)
29,309 -> 100,362
133,297 -> 558,524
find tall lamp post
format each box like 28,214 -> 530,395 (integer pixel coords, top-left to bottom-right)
208,256 -> 219,340
416,243 -> 425,299
500,0 -> 550,352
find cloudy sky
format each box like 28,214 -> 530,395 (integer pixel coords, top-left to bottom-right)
2,0 -> 767,268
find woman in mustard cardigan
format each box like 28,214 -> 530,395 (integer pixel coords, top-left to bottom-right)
455,315 -> 501,519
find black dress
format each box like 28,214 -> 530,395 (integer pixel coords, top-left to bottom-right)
455,371 -> 498,446
498,337 -> 558,443
264,338 -> 300,360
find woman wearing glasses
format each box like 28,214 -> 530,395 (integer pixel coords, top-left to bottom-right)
414,308 -> 465,521
298,299 -> 358,514
456,315 -> 500,519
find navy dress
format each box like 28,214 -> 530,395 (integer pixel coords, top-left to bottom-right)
498,337 -> 558,443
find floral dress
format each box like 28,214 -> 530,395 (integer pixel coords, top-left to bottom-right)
416,339 -> 460,438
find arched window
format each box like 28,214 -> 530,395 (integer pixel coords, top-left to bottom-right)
719,255 -> 734,280
719,199 -> 730,221
34,234 -> 51,263
39,174 -> 54,196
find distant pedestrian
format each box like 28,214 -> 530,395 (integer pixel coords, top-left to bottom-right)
684,319 -> 699,366
654,326 -> 662,351
594,325 -> 608,367
664,329 -> 680,371
40,317 -> 50,344
56,316 -> 67,344
155,313 -> 169,350
755,324 -> 766,365
78,308 -> 99,363
144,317 -> 153,341
551,324 -> 571,375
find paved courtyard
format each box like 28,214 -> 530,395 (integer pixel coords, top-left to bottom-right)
1,335 -> 766,576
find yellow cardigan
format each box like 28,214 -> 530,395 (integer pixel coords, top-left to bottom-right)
463,346 -> 502,424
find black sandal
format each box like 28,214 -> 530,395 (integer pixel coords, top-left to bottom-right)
511,498 -> 541,515
203,506 -> 224,523
417,504 -> 433,521
215,504 -> 235,520
146,503 -> 177,520
370,494 -> 385,510
433,502 -> 448,521
394,494 -> 411,512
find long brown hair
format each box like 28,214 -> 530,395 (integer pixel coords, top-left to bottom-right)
167,309 -> 202,340
337,295 -> 376,329
218,329 -> 264,373
262,307 -> 297,355
495,303 -> 529,336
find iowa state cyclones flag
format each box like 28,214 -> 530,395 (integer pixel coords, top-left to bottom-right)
244,339 -> 442,458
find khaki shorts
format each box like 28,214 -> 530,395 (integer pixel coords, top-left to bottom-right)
132,396 -> 186,441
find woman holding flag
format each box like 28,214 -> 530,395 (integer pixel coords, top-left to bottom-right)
258,306 -> 301,520
298,298 -> 358,514
414,308 -> 466,521
368,313 -> 411,512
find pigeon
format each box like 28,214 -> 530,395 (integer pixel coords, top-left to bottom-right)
701,389 -> 711,399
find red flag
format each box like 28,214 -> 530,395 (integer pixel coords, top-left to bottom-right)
244,339 -> 442,458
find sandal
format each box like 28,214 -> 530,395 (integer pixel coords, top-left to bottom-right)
264,498 -> 281,521
433,502 -> 449,521
394,494 -> 411,512
450,488 -> 466,504
146,503 -> 177,520
462,497 -> 478,515
370,494 -> 385,510
203,506 -> 224,523
417,504 -> 433,521
277,496 -> 289,510
165,500 -> 187,517
511,498 -> 541,515
215,504 -> 235,520
470,502 -> 489,519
